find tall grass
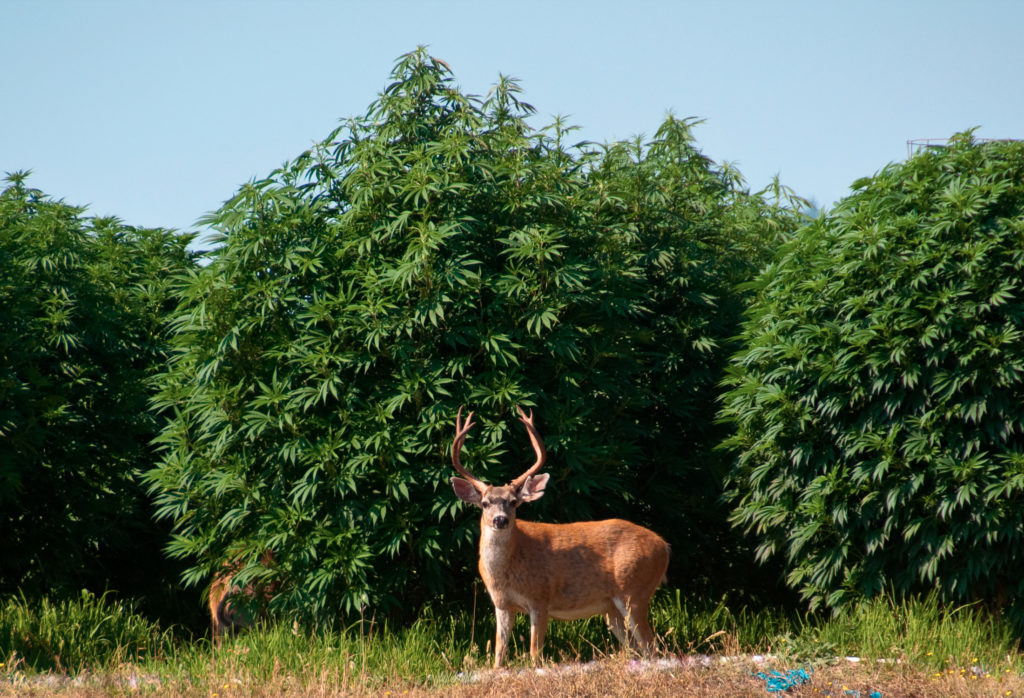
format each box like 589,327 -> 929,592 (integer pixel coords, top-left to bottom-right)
145,620 -> 461,694
0,590 -> 176,673
527,590 -> 796,662
652,590 -> 796,653
783,593 -> 1022,672
2,588 -> 1021,691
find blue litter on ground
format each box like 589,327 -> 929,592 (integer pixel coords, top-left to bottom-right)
756,667 -> 812,692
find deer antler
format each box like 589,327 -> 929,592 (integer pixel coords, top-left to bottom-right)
452,407 -> 486,492
509,406 -> 547,489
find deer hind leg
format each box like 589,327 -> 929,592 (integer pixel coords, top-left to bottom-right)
626,599 -> 656,652
494,607 -> 513,669
613,597 -> 656,653
211,615 -> 223,647
612,598 -> 640,652
214,595 -> 243,646
209,579 -> 229,647
605,610 -> 629,647
528,607 -> 549,664
210,603 -> 220,646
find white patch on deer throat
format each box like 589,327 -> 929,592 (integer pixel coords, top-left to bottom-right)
480,525 -> 511,579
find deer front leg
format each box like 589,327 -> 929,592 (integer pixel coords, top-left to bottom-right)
494,607 -> 513,669
528,607 -> 549,664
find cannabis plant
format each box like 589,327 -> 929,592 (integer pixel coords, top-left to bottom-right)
144,49 -> 800,622
0,173 -> 196,615
723,132 -> 1024,617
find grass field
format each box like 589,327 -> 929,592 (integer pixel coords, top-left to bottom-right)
2,590 -> 1022,696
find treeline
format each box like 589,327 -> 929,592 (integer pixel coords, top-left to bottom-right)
4,48 -> 1024,633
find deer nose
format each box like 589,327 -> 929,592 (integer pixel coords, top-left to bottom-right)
492,515 -> 509,529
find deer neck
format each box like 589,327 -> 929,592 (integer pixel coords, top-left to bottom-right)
479,521 -> 519,579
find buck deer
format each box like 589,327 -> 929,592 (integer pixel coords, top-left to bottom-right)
449,407 -> 670,668
208,551 -> 276,646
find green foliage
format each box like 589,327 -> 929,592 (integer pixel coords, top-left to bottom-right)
782,593 -> 1021,671
144,48 -> 803,623
722,133 -> 1024,616
0,172 -> 198,617
588,127 -> 806,591
0,590 -> 175,673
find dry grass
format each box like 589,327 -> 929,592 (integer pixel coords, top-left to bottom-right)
445,658 -> 1024,698
4,654 -> 1024,698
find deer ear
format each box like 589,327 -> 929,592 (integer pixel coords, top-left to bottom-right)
450,477 -> 483,505
517,473 -> 549,503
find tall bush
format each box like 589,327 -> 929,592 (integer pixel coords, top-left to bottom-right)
0,173 -> 197,617
587,126 -> 806,592
721,133 -> 1024,615
144,49 -> 802,622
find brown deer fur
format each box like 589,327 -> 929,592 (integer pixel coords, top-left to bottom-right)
450,407 -> 670,668
207,551 -> 276,646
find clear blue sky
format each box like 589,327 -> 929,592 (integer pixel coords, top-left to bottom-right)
2,1 -> 1021,239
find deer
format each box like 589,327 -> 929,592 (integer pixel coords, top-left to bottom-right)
207,550 -> 276,646
449,406 -> 670,668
